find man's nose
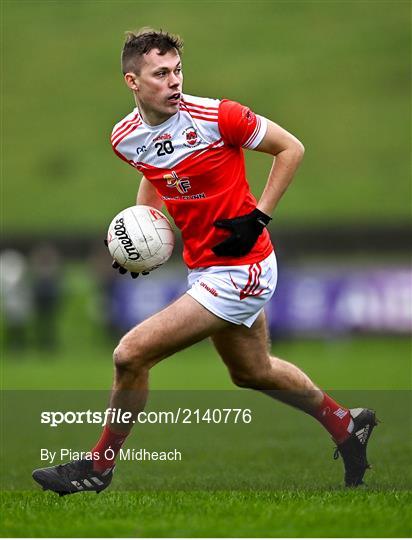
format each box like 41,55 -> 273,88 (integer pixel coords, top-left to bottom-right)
169,73 -> 180,86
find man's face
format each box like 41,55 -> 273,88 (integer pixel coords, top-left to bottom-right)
129,49 -> 183,122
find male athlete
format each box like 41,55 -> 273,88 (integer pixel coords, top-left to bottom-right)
33,29 -> 376,495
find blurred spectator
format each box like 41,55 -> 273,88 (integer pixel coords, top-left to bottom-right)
0,250 -> 33,351
88,240 -> 121,341
29,243 -> 62,351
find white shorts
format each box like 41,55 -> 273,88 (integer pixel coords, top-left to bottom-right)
187,251 -> 277,328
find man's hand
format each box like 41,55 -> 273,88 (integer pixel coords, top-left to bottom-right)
212,208 -> 271,257
104,240 -> 149,278
111,260 -> 150,279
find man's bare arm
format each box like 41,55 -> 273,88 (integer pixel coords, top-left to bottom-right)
136,176 -> 164,210
254,120 -> 305,216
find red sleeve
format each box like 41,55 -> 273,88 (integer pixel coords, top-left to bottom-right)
218,100 -> 267,148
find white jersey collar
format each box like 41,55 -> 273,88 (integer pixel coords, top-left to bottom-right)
134,106 -> 180,131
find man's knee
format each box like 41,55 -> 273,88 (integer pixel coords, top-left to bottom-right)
229,363 -> 270,389
229,369 -> 253,388
113,337 -> 146,374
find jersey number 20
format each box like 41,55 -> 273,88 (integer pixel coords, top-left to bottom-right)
155,141 -> 174,156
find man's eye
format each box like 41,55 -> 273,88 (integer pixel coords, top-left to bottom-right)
175,68 -> 182,74
156,72 -> 166,77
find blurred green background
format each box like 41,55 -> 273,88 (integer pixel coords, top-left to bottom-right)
1,0 -> 411,386
2,3 -> 411,537
2,0 -> 410,233
2,0 -> 411,383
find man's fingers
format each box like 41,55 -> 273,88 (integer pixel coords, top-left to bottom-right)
213,219 -> 234,230
212,235 -> 238,256
111,257 -> 148,277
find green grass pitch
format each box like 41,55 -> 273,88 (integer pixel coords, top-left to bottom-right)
2,490 -> 411,537
2,337 -> 411,537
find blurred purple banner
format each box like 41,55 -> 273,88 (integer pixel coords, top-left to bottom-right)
111,266 -> 412,336
266,267 -> 411,335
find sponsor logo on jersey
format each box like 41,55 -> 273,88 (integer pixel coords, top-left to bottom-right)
162,192 -> 206,201
182,127 -> 201,147
164,171 -> 191,194
113,218 -> 140,260
153,133 -> 172,142
136,145 -> 147,155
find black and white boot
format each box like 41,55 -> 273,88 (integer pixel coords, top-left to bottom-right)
32,459 -> 114,496
334,408 -> 378,487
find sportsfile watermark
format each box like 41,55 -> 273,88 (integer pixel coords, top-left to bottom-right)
3,390 -> 411,491
40,448 -> 183,464
40,407 -> 253,427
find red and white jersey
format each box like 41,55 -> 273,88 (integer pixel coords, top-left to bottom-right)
111,94 -> 273,268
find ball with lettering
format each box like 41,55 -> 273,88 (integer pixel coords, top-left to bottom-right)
106,205 -> 175,273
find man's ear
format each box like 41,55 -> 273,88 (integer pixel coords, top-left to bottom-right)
124,72 -> 139,91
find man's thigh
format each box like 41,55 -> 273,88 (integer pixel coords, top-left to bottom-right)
211,311 -> 270,375
119,293 -> 230,367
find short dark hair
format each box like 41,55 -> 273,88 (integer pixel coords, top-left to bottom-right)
121,27 -> 183,75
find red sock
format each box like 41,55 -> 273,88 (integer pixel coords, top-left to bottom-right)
91,425 -> 129,472
312,393 -> 353,443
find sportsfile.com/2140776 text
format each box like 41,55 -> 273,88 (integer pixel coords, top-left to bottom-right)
40,408 -> 253,427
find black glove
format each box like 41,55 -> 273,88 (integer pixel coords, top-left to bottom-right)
212,208 -> 271,257
104,239 -> 149,279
